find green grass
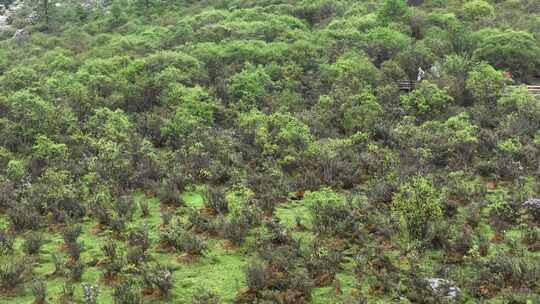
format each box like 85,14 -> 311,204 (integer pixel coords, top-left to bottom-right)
0,190 -> 249,304
2,189 -> 538,303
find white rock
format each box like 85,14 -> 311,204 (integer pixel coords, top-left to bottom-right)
424,278 -> 461,300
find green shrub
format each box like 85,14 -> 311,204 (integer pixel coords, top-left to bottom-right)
113,281 -> 143,304
7,203 -> 41,231
23,233 -> 44,255
305,188 -> 355,237
400,81 -> 453,120
160,219 -> 206,255
127,224 -> 151,252
31,279 -> 47,304
204,187 -> 229,215
192,288 -> 221,304
139,200 -> 150,217
462,0 -> 495,21
305,243 -> 342,286
62,224 -> 82,244
0,230 -> 15,255
143,264 -> 174,296
220,214 -> 250,246
67,261 -> 84,282
66,242 -> 83,261
392,176 -> 445,240
0,259 -> 27,290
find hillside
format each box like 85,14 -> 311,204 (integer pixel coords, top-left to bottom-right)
1,0 -> 540,303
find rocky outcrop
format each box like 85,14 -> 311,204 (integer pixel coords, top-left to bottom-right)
523,198 -> 540,221
0,1 -> 25,33
423,278 -> 461,300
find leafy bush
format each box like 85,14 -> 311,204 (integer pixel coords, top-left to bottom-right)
486,188 -> 519,228
7,203 -> 41,231
0,259 -> 27,290
462,0 -> 495,21
157,178 -> 184,205
192,288 -> 221,304
139,200 -> 150,217
23,233 -> 44,255
62,224 -> 82,244
143,264 -> 174,296
66,242 -> 83,261
127,224 -> 151,252
0,230 -> 15,255
126,246 -> 146,266
102,243 -> 118,261
113,281 -> 143,304
305,244 -> 343,286
204,187 -> 229,215
466,63 -> 507,106
245,263 -> 266,293
161,210 -> 173,226
392,176 -> 445,240
473,30 -> 540,80
187,209 -> 217,233
220,215 -> 250,246
31,279 -> 47,304
305,188 -> 355,237
67,260 -> 85,282
400,81 -> 453,121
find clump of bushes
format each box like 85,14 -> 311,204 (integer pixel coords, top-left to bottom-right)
23,233 -> 44,255
392,176 -> 444,240
160,218 -> 207,256
238,261 -> 313,304
192,288 -> 221,304
220,214 -> 250,246
157,177 -> 185,206
113,281 -> 143,304
7,202 -> 41,231
187,209 -> 218,233
67,260 -> 85,282
522,227 -> 540,251
204,187 -> 229,215
305,243 -> 343,286
62,224 -> 82,244
142,264 -> 174,297
0,229 -> 15,255
100,243 -> 125,280
31,279 -> 47,304
127,224 -> 151,252
305,188 -> 356,238
0,258 -> 27,290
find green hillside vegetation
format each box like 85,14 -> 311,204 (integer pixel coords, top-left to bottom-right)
1,0 -> 540,303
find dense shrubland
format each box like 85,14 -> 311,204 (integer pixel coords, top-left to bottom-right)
1,0 -> 540,302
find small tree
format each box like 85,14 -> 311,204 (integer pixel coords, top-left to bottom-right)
392,176 -> 444,240
462,0 -> 495,22
400,81 -> 453,121
466,63 -> 507,106
473,30 -> 540,81
377,0 -> 410,24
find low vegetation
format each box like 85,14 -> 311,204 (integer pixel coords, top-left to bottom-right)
1,0 -> 540,303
